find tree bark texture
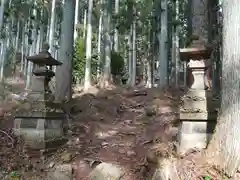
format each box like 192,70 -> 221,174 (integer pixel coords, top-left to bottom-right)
207,0 -> 240,177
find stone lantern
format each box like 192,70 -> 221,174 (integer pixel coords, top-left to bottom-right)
13,44 -> 67,153
177,38 -> 219,154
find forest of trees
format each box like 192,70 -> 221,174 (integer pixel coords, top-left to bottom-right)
2,0 -> 240,179
0,0 -> 194,100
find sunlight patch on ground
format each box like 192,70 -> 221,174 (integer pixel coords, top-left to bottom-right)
158,106 -> 174,114
89,162 -> 126,180
95,130 -> 119,139
73,85 -> 100,97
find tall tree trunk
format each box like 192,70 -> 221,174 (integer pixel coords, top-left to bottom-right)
206,0 -> 240,177
23,21 -> 29,76
74,0 -> 80,41
124,35 -> 128,77
13,19 -> 20,75
131,17 -> 136,86
36,29 -> 41,54
146,20 -> 153,88
84,0 -> 93,91
100,0 -> 112,88
0,0 -> 5,79
23,19 -> 31,76
97,0 -> 103,79
127,26 -> 132,86
170,22 -> 176,86
0,38 -> 6,82
174,0 -> 180,87
83,9 -> 87,38
170,0 -> 180,87
158,0 -> 168,87
55,0 -> 75,102
20,23 -> 25,72
38,8 -> 44,53
0,0 -> 5,29
49,0 -> 56,54
113,0 -> 119,52
210,0 -> 221,92
26,1 -> 37,89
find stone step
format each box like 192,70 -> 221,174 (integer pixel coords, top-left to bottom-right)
182,99 -> 208,111
180,111 -> 217,121
178,133 -> 213,155
185,89 -> 212,98
179,120 -> 216,134
14,117 -> 64,129
177,120 -> 217,155
182,98 -> 219,111
13,128 -> 66,149
13,116 -> 66,149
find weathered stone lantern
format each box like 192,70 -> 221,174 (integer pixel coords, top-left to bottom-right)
178,38 -> 219,154
13,44 -> 67,153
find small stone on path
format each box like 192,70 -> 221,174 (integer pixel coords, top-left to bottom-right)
127,150 -> 136,157
60,152 -> 72,162
47,164 -> 72,180
89,162 -> 125,180
48,162 -> 55,168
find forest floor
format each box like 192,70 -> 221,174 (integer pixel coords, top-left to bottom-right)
0,77 -> 233,180
69,86 -> 180,180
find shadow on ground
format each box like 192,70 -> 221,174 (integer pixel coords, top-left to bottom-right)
0,79 -> 184,179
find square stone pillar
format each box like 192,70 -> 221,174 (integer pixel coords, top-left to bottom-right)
178,45 -> 218,155
188,60 -> 206,90
177,0 -> 219,154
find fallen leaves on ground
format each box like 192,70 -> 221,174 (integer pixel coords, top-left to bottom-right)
175,151 -> 227,180
0,81 -> 228,180
66,86 -> 181,179
0,82 -> 182,179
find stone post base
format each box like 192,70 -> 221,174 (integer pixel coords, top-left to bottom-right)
178,112 -> 217,155
13,111 -> 66,150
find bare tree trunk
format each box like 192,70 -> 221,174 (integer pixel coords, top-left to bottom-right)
131,16 -> 136,86
20,24 -> 25,73
158,0 -> 168,87
74,0 -> 80,41
23,21 -> 29,76
100,0 -> 112,88
174,0 -> 180,87
83,9 -> 87,39
97,1 -> 103,79
113,0 -> 119,52
49,0 -> 56,54
206,0 -> 240,177
0,0 -> 5,30
84,0 -> 93,91
26,2 -> 38,89
0,37 -> 6,82
127,26 -> 132,86
55,0 -> 75,102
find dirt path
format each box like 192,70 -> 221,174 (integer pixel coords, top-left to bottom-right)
0,82 -> 182,179
66,87 -> 180,179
